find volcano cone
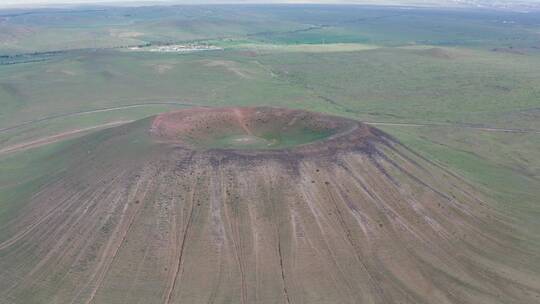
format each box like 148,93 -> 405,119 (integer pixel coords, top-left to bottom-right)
0,107 -> 536,304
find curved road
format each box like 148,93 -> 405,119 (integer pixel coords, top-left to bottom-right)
0,120 -> 133,156
1,103 -> 539,157
365,122 -> 540,134
0,102 -> 202,134
2,102 -> 538,135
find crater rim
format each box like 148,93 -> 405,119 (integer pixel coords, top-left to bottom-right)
150,106 -> 380,156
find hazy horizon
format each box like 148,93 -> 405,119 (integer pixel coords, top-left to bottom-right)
2,0 -> 540,10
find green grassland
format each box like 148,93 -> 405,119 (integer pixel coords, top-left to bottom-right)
2,5 -> 540,54
0,4 -> 539,254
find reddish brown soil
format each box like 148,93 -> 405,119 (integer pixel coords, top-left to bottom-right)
150,106 -> 380,158
0,107 -> 538,304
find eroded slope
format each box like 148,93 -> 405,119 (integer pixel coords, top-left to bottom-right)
0,107 -> 538,304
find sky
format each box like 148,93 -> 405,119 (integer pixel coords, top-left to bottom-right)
1,0 -> 539,9
0,0 -> 411,8
0,0 -> 366,5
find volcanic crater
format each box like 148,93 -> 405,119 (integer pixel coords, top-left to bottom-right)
0,107 -> 537,304
150,107 -> 380,157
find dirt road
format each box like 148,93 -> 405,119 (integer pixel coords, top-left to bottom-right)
0,120 -> 133,156
1,103 -> 539,157
0,102 -> 200,134
365,122 -> 540,134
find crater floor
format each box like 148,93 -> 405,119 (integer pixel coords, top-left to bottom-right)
150,107 -> 358,150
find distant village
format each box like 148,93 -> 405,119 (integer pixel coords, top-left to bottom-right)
129,44 -> 223,53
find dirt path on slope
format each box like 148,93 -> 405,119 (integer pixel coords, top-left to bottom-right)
0,120 -> 132,156
234,108 -> 254,136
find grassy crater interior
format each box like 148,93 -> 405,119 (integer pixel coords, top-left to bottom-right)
151,107 -> 355,150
